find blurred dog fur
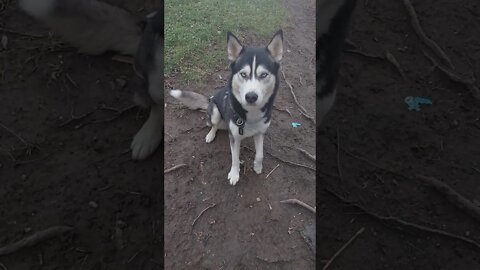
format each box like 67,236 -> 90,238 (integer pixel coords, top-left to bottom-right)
19,0 -> 164,160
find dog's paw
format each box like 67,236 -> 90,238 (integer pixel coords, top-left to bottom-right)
254,161 -> 263,174
228,168 -> 240,185
205,130 -> 216,143
131,122 -> 162,160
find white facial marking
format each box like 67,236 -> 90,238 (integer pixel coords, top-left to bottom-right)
232,55 -> 276,113
252,56 -> 256,79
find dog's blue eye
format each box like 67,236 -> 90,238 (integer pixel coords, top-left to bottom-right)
240,72 -> 247,78
260,73 -> 268,78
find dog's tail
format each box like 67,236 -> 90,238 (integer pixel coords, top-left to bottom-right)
169,90 -> 209,110
19,0 -> 143,55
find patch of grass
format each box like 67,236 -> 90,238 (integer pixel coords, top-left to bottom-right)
165,0 -> 287,83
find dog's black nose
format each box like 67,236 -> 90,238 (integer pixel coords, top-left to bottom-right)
245,92 -> 258,103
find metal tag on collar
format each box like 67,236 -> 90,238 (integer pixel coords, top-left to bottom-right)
235,118 -> 244,126
235,118 -> 244,135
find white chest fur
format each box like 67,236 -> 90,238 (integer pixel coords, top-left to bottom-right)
229,117 -> 271,139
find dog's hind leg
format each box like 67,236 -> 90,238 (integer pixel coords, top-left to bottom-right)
253,133 -> 264,174
205,104 -> 221,143
228,134 -> 242,185
131,104 -> 163,160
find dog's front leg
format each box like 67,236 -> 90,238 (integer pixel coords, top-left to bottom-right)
253,133 -> 264,174
131,104 -> 163,160
228,135 -> 241,185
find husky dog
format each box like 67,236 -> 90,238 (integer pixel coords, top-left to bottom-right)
19,0 -> 164,160
316,0 -> 356,125
170,30 -> 284,185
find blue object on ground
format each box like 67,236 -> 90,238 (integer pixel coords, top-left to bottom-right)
404,96 -> 433,111
292,122 -> 301,128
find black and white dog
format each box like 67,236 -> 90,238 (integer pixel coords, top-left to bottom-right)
170,30 -> 284,185
19,0 -> 164,160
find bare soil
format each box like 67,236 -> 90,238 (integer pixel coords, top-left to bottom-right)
1,1 -> 163,269
318,0 -> 480,269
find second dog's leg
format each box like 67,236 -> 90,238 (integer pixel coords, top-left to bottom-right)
131,104 -> 163,160
228,135 -> 241,185
253,133 -> 264,174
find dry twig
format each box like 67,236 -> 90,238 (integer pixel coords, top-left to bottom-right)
417,175 -> 480,222
0,28 -> 46,38
192,203 -> 217,229
85,105 -> 136,126
423,52 -> 480,99
126,247 -> 146,264
327,189 -> 480,250
402,0 -> 454,69
0,122 -> 30,146
281,69 -> 314,121
0,226 -> 72,256
298,108 -> 315,123
344,49 -> 407,80
58,109 -> 97,127
111,55 -> 134,65
256,256 -> 292,263
273,105 -> 293,118
322,227 -> 365,270
385,51 -> 407,80
344,49 -> 383,60
280,199 -> 316,213
164,163 -> 187,174
295,147 -> 316,161
266,164 -> 280,178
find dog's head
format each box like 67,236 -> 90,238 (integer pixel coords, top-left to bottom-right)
227,30 -> 284,108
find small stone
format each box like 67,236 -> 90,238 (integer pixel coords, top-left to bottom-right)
24,227 -> 32,233
89,201 -> 98,208
256,197 -> 261,202
465,231 -> 471,237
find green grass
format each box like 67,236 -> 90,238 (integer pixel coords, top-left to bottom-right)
165,0 -> 287,83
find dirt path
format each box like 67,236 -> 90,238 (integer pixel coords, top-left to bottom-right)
318,0 -> 480,269
164,0 -> 316,269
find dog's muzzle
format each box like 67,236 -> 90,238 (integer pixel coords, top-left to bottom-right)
245,92 -> 258,104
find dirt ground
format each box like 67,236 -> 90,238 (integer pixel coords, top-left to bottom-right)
1,1 -> 163,269
1,0 -> 479,269
163,0 -> 316,269
318,0 -> 480,269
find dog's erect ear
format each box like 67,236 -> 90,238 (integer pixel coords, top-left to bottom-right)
227,32 -> 243,61
267,29 -> 283,62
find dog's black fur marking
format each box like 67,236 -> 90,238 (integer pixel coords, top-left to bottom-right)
316,0 -> 357,99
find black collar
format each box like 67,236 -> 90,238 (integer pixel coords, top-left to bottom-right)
224,90 -> 246,135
